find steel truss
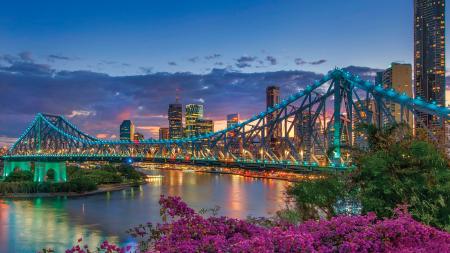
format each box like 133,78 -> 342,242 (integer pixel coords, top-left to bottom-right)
4,69 -> 450,170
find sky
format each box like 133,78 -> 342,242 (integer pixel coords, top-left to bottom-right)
0,0 -> 448,145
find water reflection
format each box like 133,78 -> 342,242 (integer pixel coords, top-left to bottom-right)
0,168 -> 289,253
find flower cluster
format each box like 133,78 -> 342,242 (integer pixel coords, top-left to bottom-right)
66,196 -> 450,253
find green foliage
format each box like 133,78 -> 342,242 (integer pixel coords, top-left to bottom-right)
67,163 -> 143,184
0,178 -> 97,194
118,164 -> 143,180
4,170 -> 34,182
83,170 -> 123,184
0,163 -> 142,195
354,138 -> 450,231
65,176 -> 98,193
273,208 -> 302,225
287,124 -> 450,231
287,174 -> 348,221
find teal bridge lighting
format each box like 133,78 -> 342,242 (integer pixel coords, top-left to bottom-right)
2,69 -> 449,181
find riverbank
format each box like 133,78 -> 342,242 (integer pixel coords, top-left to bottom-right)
137,164 -> 321,182
0,182 -> 143,199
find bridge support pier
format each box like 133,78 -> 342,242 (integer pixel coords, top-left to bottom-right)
2,161 -> 32,178
34,162 -> 67,182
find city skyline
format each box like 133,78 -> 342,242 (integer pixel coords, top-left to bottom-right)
1,2 -> 449,252
0,1 -> 449,146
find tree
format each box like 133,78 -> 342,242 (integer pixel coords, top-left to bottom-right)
287,123 -> 450,231
287,174 -> 348,221
354,136 -> 450,230
4,170 -> 34,182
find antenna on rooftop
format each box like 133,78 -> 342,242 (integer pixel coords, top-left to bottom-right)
175,88 -> 180,103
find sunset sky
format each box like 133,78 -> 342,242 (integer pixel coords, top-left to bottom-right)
0,0 -> 448,145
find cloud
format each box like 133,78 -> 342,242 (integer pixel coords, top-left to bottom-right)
343,65 -> 383,79
265,56 -> 277,65
0,61 -> 54,76
136,126 -> 160,138
294,58 -> 307,65
214,62 -> 224,66
168,61 -> 177,66
205,54 -> 221,60
67,110 -> 97,118
140,67 -> 153,74
310,59 -> 326,65
0,54 -> 17,64
188,57 -> 199,63
0,52 -> 54,76
96,133 -> 109,139
235,56 -> 257,68
0,136 -> 17,147
0,63 -> 381,141
236,62 -> 251,68
295,58 -> 326,65
18,51 -> 33,62
101,60 -> 117,65
47,54 -> 73,62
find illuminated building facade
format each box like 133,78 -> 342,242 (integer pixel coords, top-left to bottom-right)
381,63 -> 414,129
414,0 -> 446,137
133,132 -> 144,141
159,127 -> 169,140
185,104 -> 204,137
168,101 -> 183,139
227,113 -> 239,128
195,119 -> 214,136
266,86 -> 281,146
120,120 -> 135,141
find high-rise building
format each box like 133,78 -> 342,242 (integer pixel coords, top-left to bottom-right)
159,127 -> 169,140
195,119 -> 214,136
382,63 -> 414,129
134,132 -> 144,141
226,113 -> 242,153
353,99 -> 378,147
185,104 -> 204,137
414,0 -> 446,132
375,71 -> 384,85
120,120 -> 135,141
266,86 -> 282,146
168,101 -> 183,139
227,113 -> 240,138
295,112 -> 313,161
227,113 -> 239,128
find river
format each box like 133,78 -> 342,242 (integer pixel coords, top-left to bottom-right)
0,167 -> 290,253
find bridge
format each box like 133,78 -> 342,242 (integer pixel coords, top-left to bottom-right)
2,68 -> 449,182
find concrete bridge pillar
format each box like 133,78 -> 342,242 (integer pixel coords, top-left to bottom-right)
2,161 -> 32,178
34,162 -> 67,182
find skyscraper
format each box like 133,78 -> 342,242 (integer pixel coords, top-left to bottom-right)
266,86 -> 282,146
185,104 -> 204,137
134,132 -> 144,141
195,119 -> 214,136
375,71 -> 384,85
382,63 -> 414,129
120,120 -> 135,141
414,0 -> 446,131
227,113 -> 240,129
159,127 -> 169,140
168,100 -> 183,139
226,113 -> 242,153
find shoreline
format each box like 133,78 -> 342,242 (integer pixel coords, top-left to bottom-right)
0,182 -> 142,199
140,166 -> 306,182
0,166 -> 303,199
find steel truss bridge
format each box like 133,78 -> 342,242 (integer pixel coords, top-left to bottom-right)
2,69 -> 449,182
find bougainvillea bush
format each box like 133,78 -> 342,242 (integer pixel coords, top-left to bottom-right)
63,195 -> 450,253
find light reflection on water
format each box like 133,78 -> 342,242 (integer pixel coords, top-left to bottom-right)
0,168 -> 289,253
